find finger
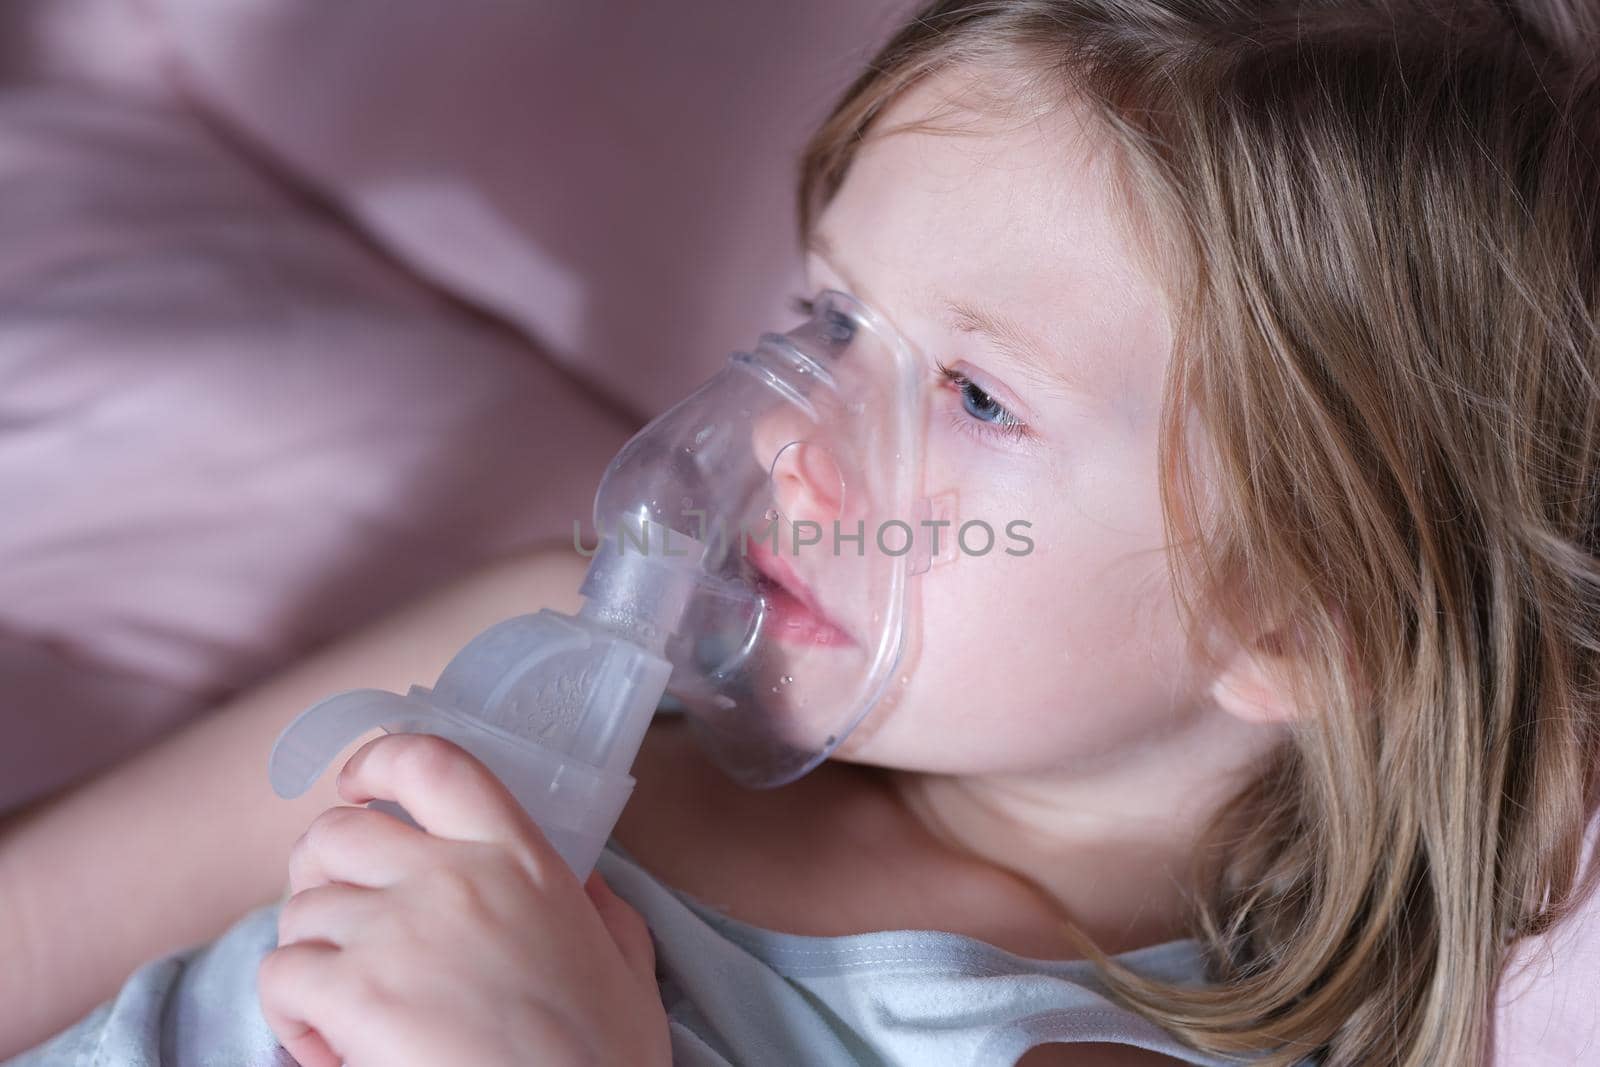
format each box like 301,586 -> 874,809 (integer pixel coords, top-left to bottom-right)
289,804 -> 435,893
257,942 -> 344,1067
337,734 -> 549,857
585,871 -> 658,984
277,883 -> 382,949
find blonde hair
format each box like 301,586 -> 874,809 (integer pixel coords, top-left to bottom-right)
799,2 -> 1600,1064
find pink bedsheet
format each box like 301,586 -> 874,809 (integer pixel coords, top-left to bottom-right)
0,85 -> 629,808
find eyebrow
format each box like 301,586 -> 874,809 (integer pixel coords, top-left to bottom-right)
805,229 -> 1084,401
941,299 -> 1083,400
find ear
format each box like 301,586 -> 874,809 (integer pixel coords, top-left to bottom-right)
1207,621 -> 1309,724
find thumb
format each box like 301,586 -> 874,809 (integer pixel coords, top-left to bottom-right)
585,871 -> 658,982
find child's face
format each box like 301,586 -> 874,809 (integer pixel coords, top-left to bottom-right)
802,73 -> 1212,776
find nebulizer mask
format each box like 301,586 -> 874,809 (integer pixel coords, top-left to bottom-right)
269,290 -> 953,880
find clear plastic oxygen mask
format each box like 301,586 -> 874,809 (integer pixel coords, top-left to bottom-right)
269,290 -> 951,880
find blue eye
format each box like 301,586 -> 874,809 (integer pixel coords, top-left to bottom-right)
958,379 -> 1006,422
936,359 -> 1029,440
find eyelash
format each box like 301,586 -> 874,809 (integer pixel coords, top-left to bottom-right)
790,294 -> 1030,443
935,360 -> 1030,441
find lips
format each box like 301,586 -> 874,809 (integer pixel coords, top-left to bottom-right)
743,536 -> 856,648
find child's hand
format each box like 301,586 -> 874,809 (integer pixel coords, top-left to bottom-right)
257,733 -> 670,1067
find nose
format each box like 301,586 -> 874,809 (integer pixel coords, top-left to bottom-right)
751,406 -> 844,526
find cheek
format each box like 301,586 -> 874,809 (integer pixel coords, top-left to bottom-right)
843,440 -> 1199,772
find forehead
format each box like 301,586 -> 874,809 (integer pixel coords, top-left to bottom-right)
811,69 -> 1171,407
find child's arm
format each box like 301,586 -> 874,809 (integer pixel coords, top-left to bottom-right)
0,544 -> 590,1058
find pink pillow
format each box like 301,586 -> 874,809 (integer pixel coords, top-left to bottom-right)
1493,821 -> 1600,1064
0,85 -> 629,809
135,0 -> 921,418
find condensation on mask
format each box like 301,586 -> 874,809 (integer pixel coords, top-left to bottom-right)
268,290 -> 950,880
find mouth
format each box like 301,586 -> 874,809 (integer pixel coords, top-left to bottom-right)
743,535 -> 857,648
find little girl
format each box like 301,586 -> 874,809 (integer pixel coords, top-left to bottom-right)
11,1 -> 1600,1065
